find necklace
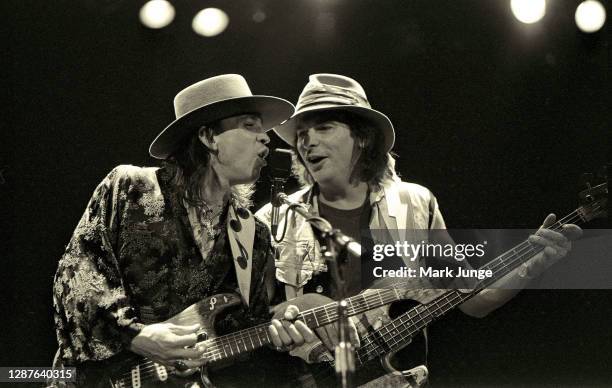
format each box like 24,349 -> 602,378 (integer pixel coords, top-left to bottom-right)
197,202 -> 225,241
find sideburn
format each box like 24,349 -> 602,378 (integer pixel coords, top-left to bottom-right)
348,136 -> 365,184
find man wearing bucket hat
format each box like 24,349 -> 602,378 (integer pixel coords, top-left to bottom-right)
257,74 -> 581,381
52,74 -> 305,385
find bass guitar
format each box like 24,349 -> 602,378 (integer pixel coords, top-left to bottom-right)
307,181 -> 608,387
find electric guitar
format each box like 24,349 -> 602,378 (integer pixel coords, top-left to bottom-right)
307,181 -> 608,387
80,279 -> 425,387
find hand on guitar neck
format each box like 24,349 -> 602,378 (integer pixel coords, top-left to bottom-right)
522,213 -> 583,278
129,322 -> 208,371
267,213 -> 584,366
269,302 -> 360,363
461,213 -> 583,318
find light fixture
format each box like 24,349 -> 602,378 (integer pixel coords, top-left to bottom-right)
575,0 -> 606,33
192,8 -> 229,37
510,0 -> 546,24
139,0 -> 175,29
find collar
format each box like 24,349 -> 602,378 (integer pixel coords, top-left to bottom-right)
301,178 -> 401,219
372,178 -> 403,218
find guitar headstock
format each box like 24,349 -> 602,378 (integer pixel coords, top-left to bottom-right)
577,181 -> 608,222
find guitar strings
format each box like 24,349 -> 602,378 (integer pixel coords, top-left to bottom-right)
123,287 -> 436,384
120,235 -> 554,388
114,288 -> 406,382
116,202 -> 601,386
364,206 -> 596,361
308,240 -> 581,384
195,288 -> 403,358
119,205 -> 596,385
116,205 -> 595,386
303,204 -> 601,383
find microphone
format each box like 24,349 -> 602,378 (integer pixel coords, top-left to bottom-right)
269,148 -> 292,238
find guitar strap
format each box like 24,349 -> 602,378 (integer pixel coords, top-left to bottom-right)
227,206 -> 255,306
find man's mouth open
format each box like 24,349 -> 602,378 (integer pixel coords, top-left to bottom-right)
307,155 -> 327,170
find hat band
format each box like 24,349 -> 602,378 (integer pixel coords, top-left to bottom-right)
297,84 -> 371,111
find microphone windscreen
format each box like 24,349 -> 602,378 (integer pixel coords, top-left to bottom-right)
269,148 -> 293,179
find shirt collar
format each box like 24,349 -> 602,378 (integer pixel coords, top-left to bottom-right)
303,178 -> 399,215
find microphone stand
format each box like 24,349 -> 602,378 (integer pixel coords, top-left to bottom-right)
275,193 -> 359,388
270,177 -> 286,240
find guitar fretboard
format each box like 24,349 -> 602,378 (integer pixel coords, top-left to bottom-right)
355,203 -> 597,365
204,287 -> 405,361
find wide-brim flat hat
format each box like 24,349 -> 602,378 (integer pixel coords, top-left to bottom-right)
149,74 -> 295,159
274,74 -> 395,153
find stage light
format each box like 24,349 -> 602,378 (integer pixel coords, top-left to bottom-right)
575,0 -> 606,33
511,0 -> 546,24
139,0 -> 175,29
192,8 -> 229,37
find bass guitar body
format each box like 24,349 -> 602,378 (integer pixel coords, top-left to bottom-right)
307,288 -> 445,387
348,301 -> 430,388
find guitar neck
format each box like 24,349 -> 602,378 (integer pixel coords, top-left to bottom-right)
204,288 -> 406,362
356,206 -> 591,365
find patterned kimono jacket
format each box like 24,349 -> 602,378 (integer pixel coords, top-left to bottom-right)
52,165 -> 277,380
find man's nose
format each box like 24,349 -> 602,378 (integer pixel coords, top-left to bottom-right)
301,129 -> 318,148
257,131 -> 270,145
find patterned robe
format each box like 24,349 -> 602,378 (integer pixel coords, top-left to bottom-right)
53,165 -> 276,369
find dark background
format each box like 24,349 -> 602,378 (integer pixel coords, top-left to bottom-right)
4,0 -> 610,386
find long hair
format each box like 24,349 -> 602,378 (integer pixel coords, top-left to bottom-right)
291,110 -> 398,190
162,124 -> 253,209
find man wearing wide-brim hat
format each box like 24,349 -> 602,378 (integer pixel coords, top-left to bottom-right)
52,74 -> 308,386
256,74 -> 580,384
